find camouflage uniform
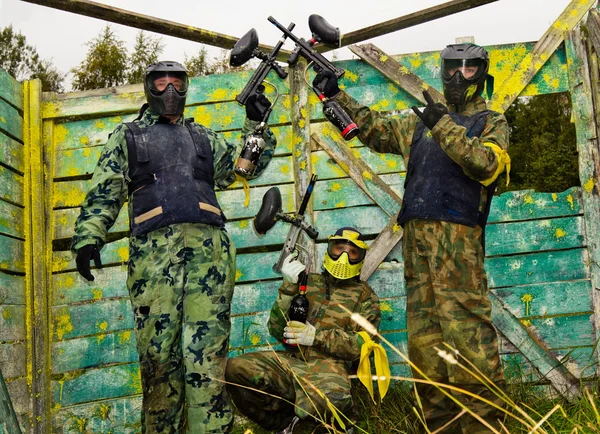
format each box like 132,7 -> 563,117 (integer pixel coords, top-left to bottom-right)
72,108 -> 276,433
336,91 -> 508,433
225,273 -> 380,431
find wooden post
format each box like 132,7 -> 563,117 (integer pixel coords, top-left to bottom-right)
289,59 -> 317,270
566,26 -> 600,372
0,368 -> 21,433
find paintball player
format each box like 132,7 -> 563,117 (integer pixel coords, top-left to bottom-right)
314,43 -> 510,433
225,227 -> 382,434
71,61 -> 277,433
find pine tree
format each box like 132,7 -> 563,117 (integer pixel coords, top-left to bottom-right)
127,31 -> 164,85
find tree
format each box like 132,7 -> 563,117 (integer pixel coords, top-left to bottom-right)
127,31 -> 164,84
71,25 -> 128,91
0,25 -> 64,92
184,47 -> 214,77
498,92 -> 579,194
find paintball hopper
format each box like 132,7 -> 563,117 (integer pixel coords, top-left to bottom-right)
254,187 -> 283,234
230,29 -> 259,67
308,14 -> 340,46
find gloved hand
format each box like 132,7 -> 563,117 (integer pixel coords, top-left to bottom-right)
76,244 -> 103,281
246,85 -> 272,122
411,90 -> 449,130
284,320 -> 316,346
281,253 -> 306,284
312,70 -> 340,98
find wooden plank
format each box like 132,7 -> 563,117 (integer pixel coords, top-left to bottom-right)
349,43 -> 445,105
53,395 -> 142,433
0,167 -> 24,206
0,342 -> 26,379
0,98 -> 23,141
485,215 -> 585,256
5,378 -> 30,421
0,272 -> 25,305
230,311 -> 273,349
493,280 -> 592,318
52,363 -> 141,408
566,27 -> 600,371
0,367 -> 22,434
0,200 -> 24,239
361,220 -> 404,280
528,314 -> 594,349
314,206 -> 390,241
339,0 -> 498,47
52,331 -> 137,374
489,0 -> 596,113
587,9 -> 600,55
51,299 -> 134,341
53,267 -> 128,305
0,235 -> 25,273
485,248 -> 589,288
0,131 -> 24,173
52,155 -> 295,208
0,68 -> 23,110
0,305 -> 26,341
490,293 -> 579,399
488,187 -> 583,223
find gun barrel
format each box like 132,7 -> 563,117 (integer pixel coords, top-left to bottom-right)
297,174 -> 317,215
273,225 -> 302,273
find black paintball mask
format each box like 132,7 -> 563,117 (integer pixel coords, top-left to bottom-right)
440,43 -> 494,108
144,61 -> 189,117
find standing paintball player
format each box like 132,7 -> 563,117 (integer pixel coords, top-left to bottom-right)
72,61 -> 276,433
314,43 -> 511,433
225,227 -> 385,434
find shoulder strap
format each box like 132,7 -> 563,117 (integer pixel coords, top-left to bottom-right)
124,121 -> 149,163
185,119 -> 208,158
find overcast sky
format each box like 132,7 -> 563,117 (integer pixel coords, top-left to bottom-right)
0,0 -> 574,90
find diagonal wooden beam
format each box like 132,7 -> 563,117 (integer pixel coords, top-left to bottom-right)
349,43 -> 445,105
489,0 -> 596,113
19,0 -> 291,59
586,8 -> 600,55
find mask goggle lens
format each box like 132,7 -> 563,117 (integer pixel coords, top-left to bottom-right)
442,59 -> 484,82
327,240 -> 366,264
147,71 -> 189,94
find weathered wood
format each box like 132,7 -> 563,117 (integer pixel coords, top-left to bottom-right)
0,98 -> 23,141
528,314 -> 594,349
0,131 -> 24,173
4,378 -> 29,428
21,0 -> 290,58
349,43 -> 445,105
0,200 -> 24,239
489,0 -> 596,113
0,235 -> 25,273
361,220 -> 404,280
0,365 -> 22,434
0,343 -> 26,379
0,272 -> 25,305
53,395 -> 142,433
586,9 -> 600,55
339,0 -> 498,48
566,26 -> 600,372
0,306 -> 26,341
0,69 -> 23,110
0,166 -> 24,206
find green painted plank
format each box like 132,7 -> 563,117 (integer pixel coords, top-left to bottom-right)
378,297 -> 406,332
528,314 -> 594,350
493,280 -> 592,319
485,248 -> 589,288
0,166 -> 24,206
0,69 -> 23,110
231,280 -> 283,316
314,206 -> 390,240
52,155 -> 295,208
486,216 -> 585,256
368,265 -> 406,299
380,331 -> 408,365
52,330 -> 137,374
488,188 -> 582,223
311,147 -> 405,181
389,363 -> 412,379
52,363 -> 141,407
0,305 -> 25,341
53,395 -> 142,434
53,266 -> 128,305
0,98 -> 22,141
0,234 -> 24,273
0,200 -> 24,239
0,271 -> 25,305
230,311 -> 275,349
0,342 -> 26,379
0,131 -> 23,172
52,299 -> 133,341
4,377 -> 29,418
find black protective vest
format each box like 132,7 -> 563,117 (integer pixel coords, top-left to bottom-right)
124,119 -> 225,236
397,111 -> 496,228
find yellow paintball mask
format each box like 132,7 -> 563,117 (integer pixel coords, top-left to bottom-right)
323,227 -> 369,280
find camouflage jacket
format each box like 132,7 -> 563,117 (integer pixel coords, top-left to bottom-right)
71,107 -> 277,251
335,92 -> 509,183
268,272 -> 380,362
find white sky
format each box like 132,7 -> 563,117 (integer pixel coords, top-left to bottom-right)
0,0 -> 574,90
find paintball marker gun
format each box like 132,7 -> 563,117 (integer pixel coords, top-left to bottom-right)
267,15 -> 359,141
230,25 -> 294,178
254,174 -> 318,273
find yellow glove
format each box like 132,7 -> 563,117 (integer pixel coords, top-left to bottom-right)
357,331 -> 390,402
481,142 -> 511,187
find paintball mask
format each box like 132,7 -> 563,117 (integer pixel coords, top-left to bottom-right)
144,61 -> 189,117
440,43 -> 493,107
323,227 -> 368,280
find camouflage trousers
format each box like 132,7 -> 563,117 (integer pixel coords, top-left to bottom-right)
403,220 -> 505,434
225,351 -> 353,431
127,223 -> 236,434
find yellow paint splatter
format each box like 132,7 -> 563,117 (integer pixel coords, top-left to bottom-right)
344,70 -> 359,82
79,136 -> 89,145
299,161 -> 307,171
98,404 -> 111,419
379,55 -> 388,63
299,119 -> 305,128
92,289 -> 103,300
95,120 -> 105,130
250,333 -> 261,345
566,194 -> 574,210
380,301 -> 393,312
362,171 -> 372,180
55,309 -> 74,340
97,321 -> 108,331
300,108 -> 307,118
280,164 -> 289,174
551,193 -> 558,202
2,308 -> 12,320
334,201 -> 345,208
554,228 -> 567,239
393,224 -> 402,233
295,149 -> 302,158
331,182 -> 342,192
118,331 -> 132,344
211,88 -> 228,100
583,177 -> 596,193
239,220 -> 249,229
0,116 -> 5,123
521,319 -> 532,327
117,246 -> 129,262
282,97 -> 292,110
523,194 -> 534,205
386,158 -> 397,169
235,270 -> 243,282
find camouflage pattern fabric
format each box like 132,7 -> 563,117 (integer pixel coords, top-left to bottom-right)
71,107 -> 276,433
226,272 -> 380,431
335,92 -> 508,433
